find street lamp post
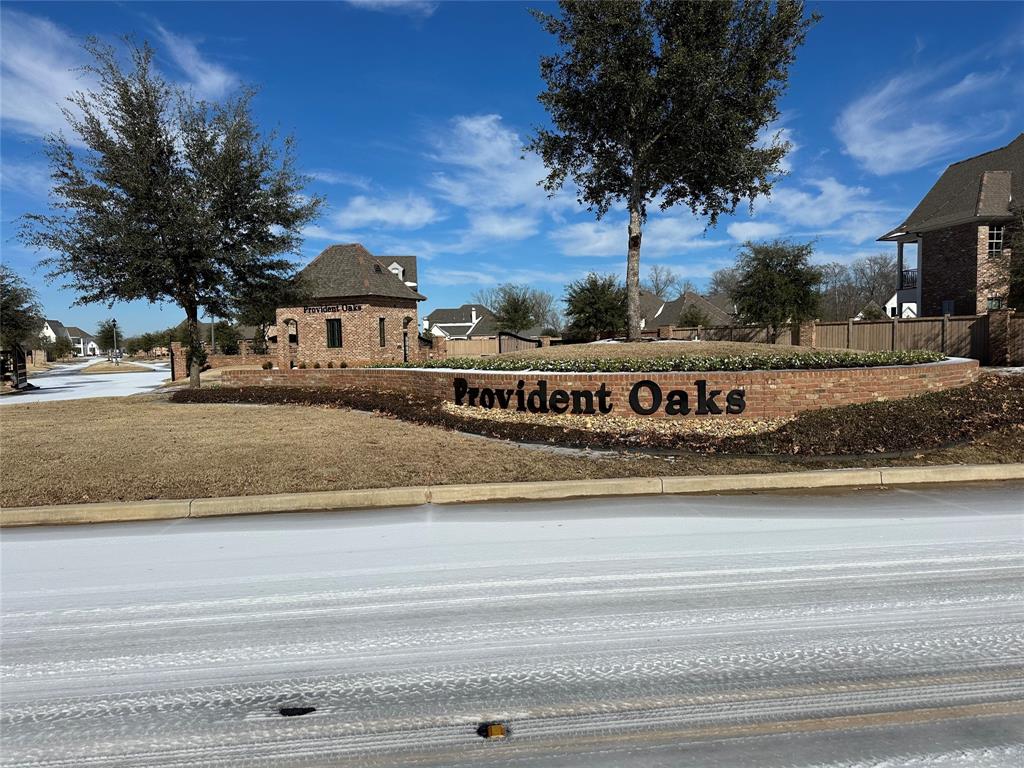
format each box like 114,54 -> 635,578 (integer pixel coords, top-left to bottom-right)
111,319 -> 119,365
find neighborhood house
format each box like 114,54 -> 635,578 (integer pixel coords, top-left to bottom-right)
879,133 -> 1021,318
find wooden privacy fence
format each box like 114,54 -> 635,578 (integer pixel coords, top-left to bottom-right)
642,323 -> 794,344
814,315 -> 989,362
445,337 -> 500,357
646,310 -> 1021,365
498,331 -> 543,354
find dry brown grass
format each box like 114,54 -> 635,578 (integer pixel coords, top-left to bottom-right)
3,395 -> 1019,508
0,396 -> 792,507
81,361 -> 153,374
504,341 -> 808,360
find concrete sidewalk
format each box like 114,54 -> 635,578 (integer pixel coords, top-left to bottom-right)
3,463 -> 1022,527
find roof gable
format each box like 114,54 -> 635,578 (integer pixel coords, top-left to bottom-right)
298,244 -> 425,301
886,133 -> 1022,237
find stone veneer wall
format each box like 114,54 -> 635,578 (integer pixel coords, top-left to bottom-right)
218,358 -> 979,419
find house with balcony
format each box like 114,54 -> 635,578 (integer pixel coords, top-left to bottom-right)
878,133 -> 1021,317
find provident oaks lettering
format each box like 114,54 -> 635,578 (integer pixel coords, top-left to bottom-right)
453,377 -> 745,416
303,304 -> 363,313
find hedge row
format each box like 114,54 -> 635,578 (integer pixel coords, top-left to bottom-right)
374,349 -> 945,373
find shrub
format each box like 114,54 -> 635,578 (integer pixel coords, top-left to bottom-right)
313,361 -> 321,369
338,361 -> 348,368
327,361 -> 334,368
298,361 -> 307,369
370,348 -> 945,373
261,361 -> 273,370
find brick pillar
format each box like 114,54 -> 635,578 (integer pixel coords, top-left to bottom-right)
987,308 -> 1012,366
433,336 -> 448,360
657,325 -> 675,339
170,341 -> 185,381
791,320 -> 817,348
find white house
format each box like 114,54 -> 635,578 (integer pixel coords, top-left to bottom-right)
884,293 -> 918,318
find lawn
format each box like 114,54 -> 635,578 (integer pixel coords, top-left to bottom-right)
379,341 -> 944,372
0,396 -> 782,507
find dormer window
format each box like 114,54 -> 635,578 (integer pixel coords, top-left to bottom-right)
388,263 -> 404,280
988,225 -> 1004,258
373,264 -> 383,273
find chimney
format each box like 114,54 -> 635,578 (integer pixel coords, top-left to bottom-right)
423,318 -> 430,331
471,306 -> 478,323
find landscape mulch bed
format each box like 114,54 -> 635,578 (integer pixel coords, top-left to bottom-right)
169,373 -> 1024,458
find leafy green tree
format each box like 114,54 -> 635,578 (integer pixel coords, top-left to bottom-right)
0,266 -> 43,348
232,272 -> 309,354
731,240 -> 822,342
95,319 -> 120,353
529,0 -> 817,340
492,284 -> 539,333
212,321 -> 241,355
52,335 -> 74,360
678,303 -> 711,328
563,273 -> 627,341
18,39 -> 322,388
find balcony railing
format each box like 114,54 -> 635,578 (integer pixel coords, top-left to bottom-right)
899,268 -> 918,290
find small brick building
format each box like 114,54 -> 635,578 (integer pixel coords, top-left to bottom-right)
879,133 -> 1021,317
275,244 -> 426,368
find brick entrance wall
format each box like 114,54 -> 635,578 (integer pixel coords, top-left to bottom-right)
219,357 -> 979,419
276,298 -> 419,369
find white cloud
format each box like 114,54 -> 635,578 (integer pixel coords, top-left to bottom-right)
425,265 -> 581,288
835,67 -> 1012,175
463,212 -> 539,241
332,193 -> 440,230
0,10 -> 90,141
153,24 -> 236,100
344,1 -> 438,19
551,212 -> 722,258
429,114 -> 573,213
0,160 -> 54,199
726,221 -> 782,241
306,169 -> 372,190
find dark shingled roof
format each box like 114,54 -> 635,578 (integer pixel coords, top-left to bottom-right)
640,290 -> 734,329
64,326 -> 96,341
660,291 -> 735,327
880,133 -> 1023,240
44,319 -> 70,339
297,244 -> 425,301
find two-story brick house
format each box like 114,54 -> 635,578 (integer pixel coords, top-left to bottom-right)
879,133 -> 1021,317
275,244 -> 425,367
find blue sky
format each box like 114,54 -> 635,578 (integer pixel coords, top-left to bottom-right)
2,1 -> 1022,335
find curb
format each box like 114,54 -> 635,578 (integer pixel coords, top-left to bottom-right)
2,463 -> 1023,527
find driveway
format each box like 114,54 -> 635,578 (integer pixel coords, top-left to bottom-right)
1,359 -> 170,405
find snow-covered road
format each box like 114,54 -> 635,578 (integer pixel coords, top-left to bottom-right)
1,359 -> 169,405
2,484 -> 1022,766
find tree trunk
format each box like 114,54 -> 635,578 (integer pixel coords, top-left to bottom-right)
626,204 -> 643,340
186,303 -> 202,389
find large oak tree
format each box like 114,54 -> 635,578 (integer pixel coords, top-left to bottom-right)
529,0 -> 817,339
19,38 -> 322,386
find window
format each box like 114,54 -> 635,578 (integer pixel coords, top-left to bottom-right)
988,225 -> 1004,257
326,319 -> 342,348
987,296 -> 1005,311
286,320 -> 298,345
378,317 -> 386,347
941,299 -> 955,315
